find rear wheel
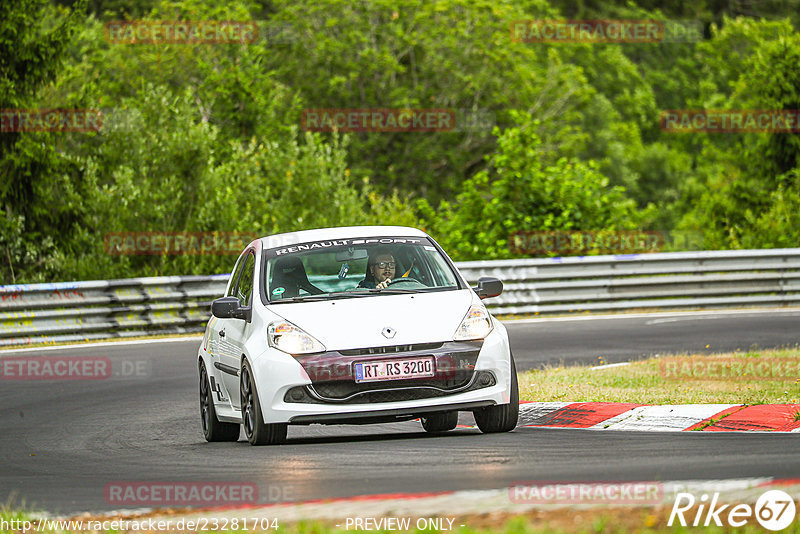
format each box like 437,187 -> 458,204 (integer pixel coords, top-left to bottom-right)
199,363 -> 240,442
421,411 -> 459,433
473,355 -> 519,433
241,360 -> 287,446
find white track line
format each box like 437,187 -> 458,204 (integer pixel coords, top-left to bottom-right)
590,362 -> 632,371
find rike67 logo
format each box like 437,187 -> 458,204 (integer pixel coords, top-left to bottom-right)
669,490 -> 796,531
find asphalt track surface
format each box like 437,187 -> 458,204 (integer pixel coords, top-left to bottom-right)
1,309 -> 799,514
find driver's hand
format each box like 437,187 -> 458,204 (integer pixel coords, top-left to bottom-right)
376,278 -> 391,290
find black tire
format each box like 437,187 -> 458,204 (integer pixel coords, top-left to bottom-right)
240,360 -> 287,446
421,411 -> 459,433
473,355 -> 519,433
199,362 -> 240,442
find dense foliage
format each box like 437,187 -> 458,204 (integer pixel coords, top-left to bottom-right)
1,0 -> 799,282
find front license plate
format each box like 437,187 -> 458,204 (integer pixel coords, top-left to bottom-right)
353,357 -> 435,383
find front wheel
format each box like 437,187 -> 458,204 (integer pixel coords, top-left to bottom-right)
421,411 -> 459,433
240,360 -> 287,446
199,362 -> 240,442
473,355 -> 519,433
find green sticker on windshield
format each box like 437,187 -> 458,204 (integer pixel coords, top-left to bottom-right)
272,287 -> 285,295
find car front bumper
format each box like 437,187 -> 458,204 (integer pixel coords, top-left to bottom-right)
249,320 -> 514,424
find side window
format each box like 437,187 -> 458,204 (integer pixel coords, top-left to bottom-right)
407,248 -> 433,285
236,253 -> 256,307
226,253 -> 247,297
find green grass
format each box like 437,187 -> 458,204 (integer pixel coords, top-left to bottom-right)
518,348 -> 800,404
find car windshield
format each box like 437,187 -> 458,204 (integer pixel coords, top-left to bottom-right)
263,236 -> 461,302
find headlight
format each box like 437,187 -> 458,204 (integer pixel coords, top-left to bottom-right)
453,305 -> 493,341
267,321 -> 326,354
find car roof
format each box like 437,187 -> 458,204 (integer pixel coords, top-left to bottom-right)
258,226 -> 429,250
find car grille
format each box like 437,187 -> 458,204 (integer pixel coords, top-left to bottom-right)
317,373 -> 470,397
284,371 -> 496,404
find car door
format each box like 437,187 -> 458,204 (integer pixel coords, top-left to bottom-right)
218,250 -> 256,409
209,251 -> 248,406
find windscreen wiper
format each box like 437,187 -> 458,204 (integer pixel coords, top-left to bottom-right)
332,288 -> 424,295
273,295 -> 332,303
326,290 -> 381,297
271,288 -> 424,303
272,291 -> 376,303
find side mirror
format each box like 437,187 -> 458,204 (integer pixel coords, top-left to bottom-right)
474,277 -> 503,299
211,296 -> 248,320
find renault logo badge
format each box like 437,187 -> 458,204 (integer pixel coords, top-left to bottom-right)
381,327 -> 396,339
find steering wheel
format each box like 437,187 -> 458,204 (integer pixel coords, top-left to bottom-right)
387,277 -> 422,286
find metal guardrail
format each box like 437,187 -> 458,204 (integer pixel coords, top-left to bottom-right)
0,275 -> 229,347
2,248 -> 800,347
457,248 -> 800,315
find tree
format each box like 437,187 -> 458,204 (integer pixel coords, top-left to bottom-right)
0,0 -> 86,283
55,84 -> 418,280
420,117 -> 644,260
264,0 -> 604,201
677,20 -> 800,249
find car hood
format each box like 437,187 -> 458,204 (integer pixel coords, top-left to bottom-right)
267,289 -> 476,351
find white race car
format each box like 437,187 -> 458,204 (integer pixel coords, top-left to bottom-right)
198,226 -> 518,445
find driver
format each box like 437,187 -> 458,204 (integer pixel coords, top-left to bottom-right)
358,250 -> 396,290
